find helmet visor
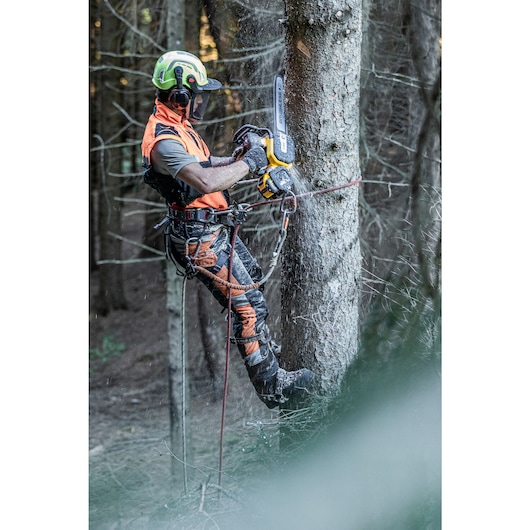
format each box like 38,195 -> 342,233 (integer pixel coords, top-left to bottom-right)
189,92 -> 210,122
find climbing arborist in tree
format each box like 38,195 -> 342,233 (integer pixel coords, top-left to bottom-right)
141,51 -> 314,408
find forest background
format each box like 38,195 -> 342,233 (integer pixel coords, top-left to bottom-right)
2,1 -> 530,530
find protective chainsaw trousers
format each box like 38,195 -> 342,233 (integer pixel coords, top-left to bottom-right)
168,223 -> 269,357
168,220 -> 316,408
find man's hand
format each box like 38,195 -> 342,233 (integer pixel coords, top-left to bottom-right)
231,131 -> 263,162
243,147 -> 269,174
243,131 -> 265,151
231,145 -> 245,161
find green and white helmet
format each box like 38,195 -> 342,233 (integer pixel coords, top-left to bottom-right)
152,50 -> 222,93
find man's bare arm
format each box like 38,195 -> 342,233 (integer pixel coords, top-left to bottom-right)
210,155 -> 233,167
177,160 -> 250,194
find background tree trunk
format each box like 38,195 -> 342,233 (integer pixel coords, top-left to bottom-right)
166,268 -> 191,489
164,0 -> 194,492
281,0 -> 363,396
405,0 -> 441,301
92,0 -> 128,315
197,282 -> 224,399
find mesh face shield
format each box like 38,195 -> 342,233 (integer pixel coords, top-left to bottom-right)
188,92 -> 210,122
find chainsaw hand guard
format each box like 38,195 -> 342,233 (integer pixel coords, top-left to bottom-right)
233,124 -> 268,147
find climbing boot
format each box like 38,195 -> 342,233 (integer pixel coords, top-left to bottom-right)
244,345 -> 315,409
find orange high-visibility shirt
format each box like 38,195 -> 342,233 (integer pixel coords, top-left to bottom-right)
141,100 -> 228,210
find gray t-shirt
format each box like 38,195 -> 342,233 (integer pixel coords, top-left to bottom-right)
151,139 -> 199,177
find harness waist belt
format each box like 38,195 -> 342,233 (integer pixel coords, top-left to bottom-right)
172,208 -> 215,222
170,205 -> 231,225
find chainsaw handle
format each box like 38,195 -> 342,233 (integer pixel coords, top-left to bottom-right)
232,124 -> 271,146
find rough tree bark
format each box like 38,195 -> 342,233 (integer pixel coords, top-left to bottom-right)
282,0 -> 363,396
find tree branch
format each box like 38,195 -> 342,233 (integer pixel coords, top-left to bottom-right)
102,0 -> 165,52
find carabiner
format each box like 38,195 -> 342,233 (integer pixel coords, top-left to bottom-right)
280,190 -> 297,216
228,202 -> 250,226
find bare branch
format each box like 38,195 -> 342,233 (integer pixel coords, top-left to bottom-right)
362,65 -> 424,89
108,172 -> 143,178
112,101 -> 146,128
107,231 -> 165,256
200,107 -> 271,126
115,197 -> 165,207
215,40 -> 284,63
89,64 -> 152,78
90,140 -> 140,153
97,257 -> 164,265
101,0 -> 165,53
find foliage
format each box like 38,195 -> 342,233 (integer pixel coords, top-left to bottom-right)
89,334 -> 126,362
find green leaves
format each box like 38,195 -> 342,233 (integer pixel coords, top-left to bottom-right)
89,335 -> 126,362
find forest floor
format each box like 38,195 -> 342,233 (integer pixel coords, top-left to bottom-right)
88,197 -> 284,529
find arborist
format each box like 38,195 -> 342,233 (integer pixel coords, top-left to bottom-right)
141,50 -> 315,408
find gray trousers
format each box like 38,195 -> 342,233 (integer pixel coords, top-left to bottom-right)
168,222 -> 270,358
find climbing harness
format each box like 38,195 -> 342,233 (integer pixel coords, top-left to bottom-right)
188,192 -> 296,291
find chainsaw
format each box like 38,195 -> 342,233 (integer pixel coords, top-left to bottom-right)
233,75 -> 296,200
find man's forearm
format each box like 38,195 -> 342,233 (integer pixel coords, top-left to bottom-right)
210,155 -> 234,167
178,160 -> 250,194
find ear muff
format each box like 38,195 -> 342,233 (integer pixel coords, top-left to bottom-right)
169,88 -> 190,106
169,66 -> 191,106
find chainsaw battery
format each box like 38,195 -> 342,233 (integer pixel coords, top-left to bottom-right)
258,166 -> 293,199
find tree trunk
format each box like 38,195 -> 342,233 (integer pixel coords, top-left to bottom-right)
281,0 -> 363,396
140,188 -> 166,257
197,282 -> 224,399
92,0 -> 127,315
165,0 -> 194,490
89,0 -> 99,274
166,266 -> 192,491
167,0 -> 186,49
95,167 -> 128,314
